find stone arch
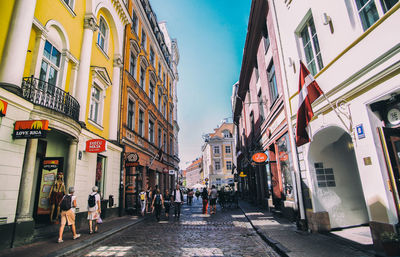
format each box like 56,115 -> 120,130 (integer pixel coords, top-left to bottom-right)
308,125 -> 368,228
44,20 -> 70,51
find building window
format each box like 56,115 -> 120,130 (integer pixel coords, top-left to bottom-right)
163,102 -> 166,117
158,128 -> 162,147
213,146 -> 220,154
170,137 -> 173,155
129,52 -> 136,78
163,133 -> 166,151
163,73 -> 166,87
63,0 -> 74,10
226,161 -> 232,170
255,65 -> 259,82
215,161 -> 221,170
150,47 -> 155,66
216,178 -> 221,188
149,82 -> 155,102
97,17 -> 108,52
141,29 -> 146,50
225,146 -> 231,154
258,89 -> 265,121
39,40 -> 61,94
263,26 -> 270,53
89,85 -> 101,124
138,109 -> 144,136
140,67 -> 145,89
381,0 -> 399,13
300,17 -> 323,75
96,155 -> 106,197
149,120 -> 154,143
355,0 -> 379,30
267,62 -> 279,104
169,108 -> 173,122
314,163 -> 336,187
158,91 -> 162,112
127,98 -> 135,130
158,63 -> 161,77
169,82 -> 172,96
223,130 -> 231,138
132,10 -> 138,34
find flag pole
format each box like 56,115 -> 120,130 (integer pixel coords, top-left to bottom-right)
321,92 -> 351,133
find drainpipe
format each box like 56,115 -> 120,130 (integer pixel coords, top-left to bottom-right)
271,0 -> 307,228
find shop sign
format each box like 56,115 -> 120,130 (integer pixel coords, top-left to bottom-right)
163,168 -> 169,174
252,152 -> 268,163
169,170 -> 175,175
125,152 -> 139,167
239,171 -> 247,177
0,99 -> 8,117
86,139 -> 107,153
356,124 -> 365,139
43,159 -> 59,170
13,120 -> 49,139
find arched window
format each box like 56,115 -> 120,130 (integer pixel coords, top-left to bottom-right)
39,40 -> 61,94
97,17 -> 108,52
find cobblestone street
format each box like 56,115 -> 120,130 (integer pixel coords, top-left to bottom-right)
71,198 -> 279,257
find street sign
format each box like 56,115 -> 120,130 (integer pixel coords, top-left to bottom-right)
356,124 -> 365,139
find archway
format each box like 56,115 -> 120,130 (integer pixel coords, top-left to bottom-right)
308,126 -> 368,228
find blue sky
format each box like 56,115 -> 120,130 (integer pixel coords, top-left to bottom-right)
151,0 -> 252,169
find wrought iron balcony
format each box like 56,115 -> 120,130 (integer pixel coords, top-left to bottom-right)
21,76 -> 80,122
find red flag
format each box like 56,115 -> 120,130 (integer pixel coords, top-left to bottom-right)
296,61 -> 323,146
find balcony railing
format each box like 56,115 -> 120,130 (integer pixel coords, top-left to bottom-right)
22,76 -> 80,122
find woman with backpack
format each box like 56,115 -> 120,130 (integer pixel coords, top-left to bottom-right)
87,186 -> 101,234
151,189 -> 164,221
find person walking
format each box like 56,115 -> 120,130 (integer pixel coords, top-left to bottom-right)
151,189 -> 164,221
58,187 -> 80,243
201,187 -> 209,214
209,185 -> 218,214
139,189 -> 146,216
163,189 -> 172,218
187,189 -> 194,205
172,184 -> 184,219
87,186 -> 101,234
146,186 -> 152,213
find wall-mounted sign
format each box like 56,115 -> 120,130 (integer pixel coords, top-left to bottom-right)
169,170 -> 175,175
239,171 -> 247,177
125,152 -> 139,167
252,152 -> 268,163
85,139 -> 107,153
13,120 -> 49,139
163,168 -> 169,174
356,124 -> 365,139
0,99 -> 8,117
387,108 -> 400,126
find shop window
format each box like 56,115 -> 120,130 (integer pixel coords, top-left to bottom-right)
96,155 -> 107,197
225,145 -> 231,154
299,17 -> 323,75
277,133 -> 294,199
314,162 -> 336,187
39,40 -> 61,94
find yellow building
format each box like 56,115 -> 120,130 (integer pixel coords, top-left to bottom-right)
0,0 -> 129,248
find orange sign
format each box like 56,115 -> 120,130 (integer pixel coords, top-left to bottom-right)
252,152 -> 268,163
0,99 -> 8,116
13,120 -> 49,139
86,139 -> 107,153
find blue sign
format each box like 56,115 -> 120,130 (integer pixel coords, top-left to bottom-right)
356,124 -> 365,139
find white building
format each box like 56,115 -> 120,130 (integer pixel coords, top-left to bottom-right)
202,123 -> 236,189
271,0 -> 400,247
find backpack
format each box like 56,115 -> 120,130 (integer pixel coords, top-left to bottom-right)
202,190 -> 208,200
88,193 -> 97,208
154,194 -> 161,205
140,192 -> 145,201
60,195 -> 72,211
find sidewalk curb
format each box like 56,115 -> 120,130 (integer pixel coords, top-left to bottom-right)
44,217 -> 144,257
239,204 -> 290,257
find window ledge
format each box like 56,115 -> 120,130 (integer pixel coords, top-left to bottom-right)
96,43 -> 110,60
59,0 -> 76,17
88,119 -> 104,130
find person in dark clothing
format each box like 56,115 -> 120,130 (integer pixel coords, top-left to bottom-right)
172,184 -> 184,219
163,189 -> 172,218
151,189 -> 164,221
202,187 -> 209,214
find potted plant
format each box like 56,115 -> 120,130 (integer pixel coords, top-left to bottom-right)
381,231 -> 400,256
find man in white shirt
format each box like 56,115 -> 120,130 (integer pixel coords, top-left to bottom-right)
172,184 -> 184,219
